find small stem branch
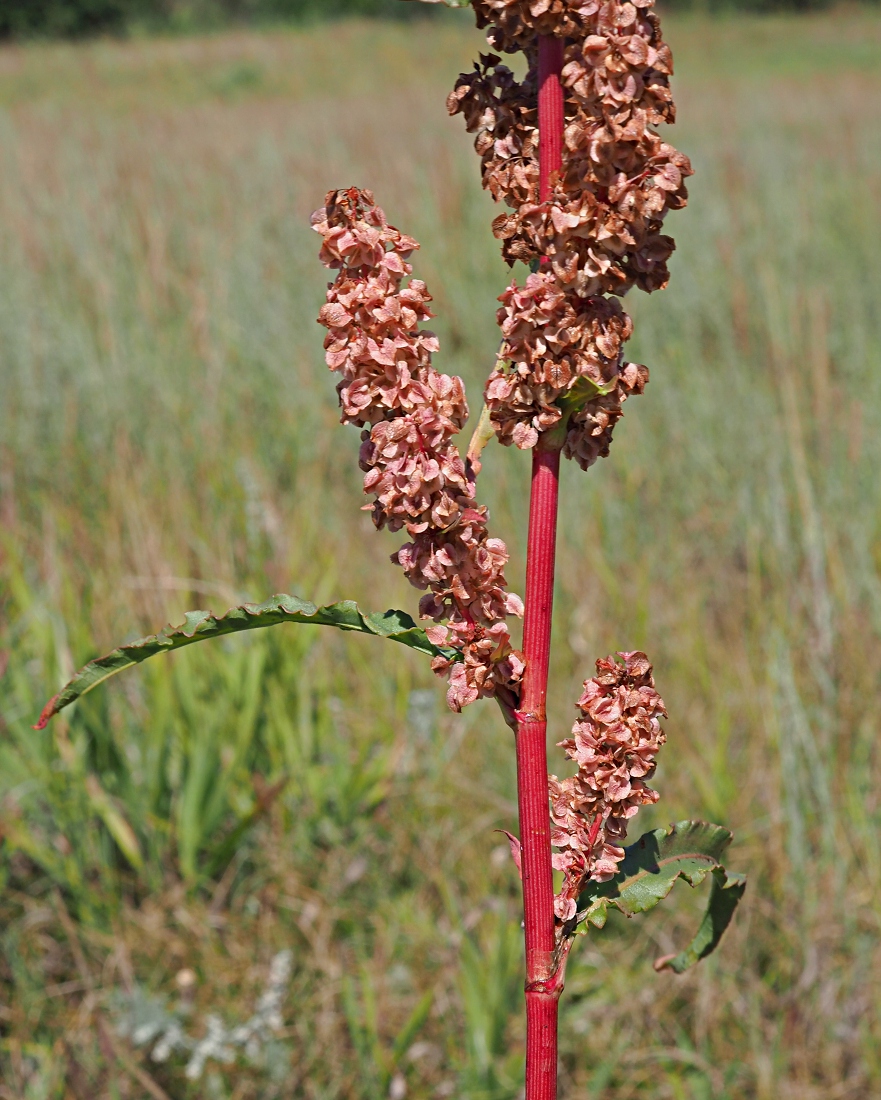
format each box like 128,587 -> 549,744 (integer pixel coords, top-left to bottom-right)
514,35 -> 567,1100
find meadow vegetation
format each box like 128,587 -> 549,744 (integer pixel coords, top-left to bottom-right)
1,10 -> 881,1097
0,0 -> 854,42
0,0 -> 438,41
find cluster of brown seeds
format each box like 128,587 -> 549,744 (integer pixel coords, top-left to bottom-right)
313,188 -> 524,711
472,0 -> 601,48
447,0 -> 691,463
549,651 -> 666,921
485,273 -> 647,464
315,0 -> 679,904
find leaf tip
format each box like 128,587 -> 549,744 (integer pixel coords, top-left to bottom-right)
33,696 -> 59,730
495,829 -> 523,880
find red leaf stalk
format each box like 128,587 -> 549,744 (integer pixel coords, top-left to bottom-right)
516,34 -> 566,1100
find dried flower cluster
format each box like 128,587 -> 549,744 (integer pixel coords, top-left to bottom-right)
472,0 -> 605,47
486,273 -> 648,464
313,187 -> 524,711
448,0 -> 692,465
549,651 -> 666,922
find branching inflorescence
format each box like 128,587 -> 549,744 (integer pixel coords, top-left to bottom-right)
305,7 -> 738,1097
316,0 -> 686,915
442,0 -> 691,910
32,9 -> 742,1097
448,0 -> 691,468
313,188 -> 524,714
315,0 -> 692,925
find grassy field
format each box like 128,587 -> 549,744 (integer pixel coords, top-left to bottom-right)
2,8 -> 881,1098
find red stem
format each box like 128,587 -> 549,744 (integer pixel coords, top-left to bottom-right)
518,448 -> 562,1100
538,37 -> 565,204
515,34 -> 566,1100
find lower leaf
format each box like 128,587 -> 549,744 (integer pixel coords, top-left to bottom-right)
653,866 -> 747,974
576,820 -> 746,973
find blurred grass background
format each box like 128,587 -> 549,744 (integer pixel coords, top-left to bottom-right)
0,0 -> 862,41
1,7 -> 881,1098
0,0 -> 440,40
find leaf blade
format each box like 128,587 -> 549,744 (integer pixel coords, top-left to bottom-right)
654,868 -> 747,974
577,820 -> 746,970
35,594 -> 456,728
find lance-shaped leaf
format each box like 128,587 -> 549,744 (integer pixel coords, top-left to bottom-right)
576,820 -> 746,972
35,594 -> 457,729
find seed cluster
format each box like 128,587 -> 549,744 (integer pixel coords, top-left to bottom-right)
448,0 -> 692,464
485,272 -> 648,463
313,188 -> 524,711
549,651 -> 666,922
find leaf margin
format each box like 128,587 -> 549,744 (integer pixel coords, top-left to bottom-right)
35,594 -> 457,729
575,820 -> 746,973
653,864 -> 747,974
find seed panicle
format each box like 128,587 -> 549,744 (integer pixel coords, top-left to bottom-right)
448,0 -> 691,461
313,188 -> 525,712
549,650 -> 666,924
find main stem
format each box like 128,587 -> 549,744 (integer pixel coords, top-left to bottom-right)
516,34 -> 566,1100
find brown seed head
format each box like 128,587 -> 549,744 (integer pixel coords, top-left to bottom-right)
450,0 -> 690,458
314,188 -> 524,710
550,650 -> 666,922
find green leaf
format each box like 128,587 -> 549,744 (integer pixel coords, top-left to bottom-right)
577,820 -> 746,972
654,866 -> 747,974
555,374 -> 620,418
35,594 -> 457,729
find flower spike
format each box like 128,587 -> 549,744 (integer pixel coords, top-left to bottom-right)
448,0 -> 692,460
550,650 -> 667,923
313,188 -> 524,711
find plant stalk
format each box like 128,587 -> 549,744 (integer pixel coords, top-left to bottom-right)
515,34 -> 566,1100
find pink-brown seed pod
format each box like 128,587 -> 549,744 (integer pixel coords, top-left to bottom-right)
550,650 -> 666,921
449,0 -> 691,459
314,187 -> 524,710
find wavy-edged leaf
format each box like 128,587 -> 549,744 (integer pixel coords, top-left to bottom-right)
35,594 -> 457,729
576,820 -> 746,972
653,865 -> 747,974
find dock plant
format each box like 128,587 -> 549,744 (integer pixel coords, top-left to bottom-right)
37,2 -> 745,1095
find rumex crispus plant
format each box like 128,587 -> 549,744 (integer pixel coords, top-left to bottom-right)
37,2 -> 745,1096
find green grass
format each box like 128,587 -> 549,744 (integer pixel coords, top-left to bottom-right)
2,8 -> 881,1097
